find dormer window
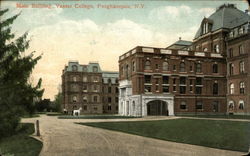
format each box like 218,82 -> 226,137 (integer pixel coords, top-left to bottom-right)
72,65 -> 78,71
229,31 -> 234,38
93,66 -> 98,72
214,44 -> 220,53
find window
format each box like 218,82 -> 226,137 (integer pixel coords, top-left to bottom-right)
229,63 -> 234,75
155,85 -> 159,92
212,64 -> 218,73
240,82 -> 245,94
83,96 -> 87,102
115,97 -> 118,102
229,48 -> 233,58
115,87 -> 119,93
132,101 -> 135,112
228,101 -> 234,109
155,78 -> 159,85
214,44 -> 219,53
108,78 -> 112,84
230,83 -> 234,94
71,85 -> 77,91
229,31 -> 234,38
196,63 -> 202,73
83,76 -> 87,82
190,65 -> 193,72
203,48 -> 208,52
196,87 -> 202,94
94,107 -> 98,111
144,75 -> 151,83
132,61 -> 136,72
72,65 -> 77,71
108,104 -> 112,110
108,87 -> 112,93
195,77 -> 202,85
73,76 -> 77,82
213,82 -> 218,95
239,45 -> 244,55
239,61 -> 245,73
73,96 -> 77,103
83,85 -> 87,92
239,27 -> 244,35
162,76 -> 169,84
173,78 -> 176,85
196,101 -> 203,110
180,62 -> 185,72
212,101 -> 219,112
144,85 -> 151,93
189,79 -> 193,85
145,60 -> 151,70
180,86 -> 186,94
93,85 -> 98,92
173,86 -> 176,92
93,76 -> 99,82
162,62 -> 169,71
239,100 -> 244,110
115,78 -> 118,84
155,64 -> 159,70
173,65 -> 176,71
180,77 -> 186,85
93,66 -> 98,72
189,86 -> 193,92
108,97 -> 112,103
83,105 -> 87,110
180,101 -> 187,110
93,96 -> 98,102
163,86 -> 169,93
125,64 -> 129,78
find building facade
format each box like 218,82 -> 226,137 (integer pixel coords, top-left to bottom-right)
118,4 -> 250,116
62,61 -> 119,114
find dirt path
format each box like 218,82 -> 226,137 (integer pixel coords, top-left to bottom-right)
22,115 -> 245,156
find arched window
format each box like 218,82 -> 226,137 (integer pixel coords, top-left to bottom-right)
83,96 -> 87,102
145,60 -> 151,70
228,101 -> 234,110
72,65 -> 78,71
240,82 -> 245,94
132,101 -> 135,113
203,48 -> 208,52
229,63 -> 234,75
73,76 -> 77,82
230,83 -> 234,94
213,82 -> 218,95
108,78 -> 112,84
162,62 -> 169,71
239,100 -> 244,110
126,64 -> 129,78
214,44 -> 220,53
180,62 -> 185,72
73,96 -> 77,102
212,64 -> 218,73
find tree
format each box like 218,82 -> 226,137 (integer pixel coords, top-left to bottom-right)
53,92 -> 62,112
0,9 -> 44,138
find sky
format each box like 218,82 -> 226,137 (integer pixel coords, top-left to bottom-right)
1,0 -> 249,100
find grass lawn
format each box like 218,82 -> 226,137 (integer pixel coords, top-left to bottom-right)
178,114 -> 250,120
80,119 -> 250,152
0,123 -> 43,156
59,115 -> 141,119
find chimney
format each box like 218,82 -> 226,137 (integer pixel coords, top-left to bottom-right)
245,9 -> 249,14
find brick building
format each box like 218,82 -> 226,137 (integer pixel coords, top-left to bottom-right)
118,4 -> 250,116
62,61 -> 119,114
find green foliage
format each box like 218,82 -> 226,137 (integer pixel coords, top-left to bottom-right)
53,92 -> 62,112
81,119 -> 250,152
0,9 -> 44,138
0,123 -> 43,156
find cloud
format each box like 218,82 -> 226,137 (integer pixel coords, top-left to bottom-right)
198,8 -> 215,17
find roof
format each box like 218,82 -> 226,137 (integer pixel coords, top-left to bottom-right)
166,39 -> 192,50
194,4 -> 250,39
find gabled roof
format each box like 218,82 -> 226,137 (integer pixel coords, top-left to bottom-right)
194,4 -> 250,39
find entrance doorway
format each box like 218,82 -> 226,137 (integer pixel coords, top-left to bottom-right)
147,100 -> 168,116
